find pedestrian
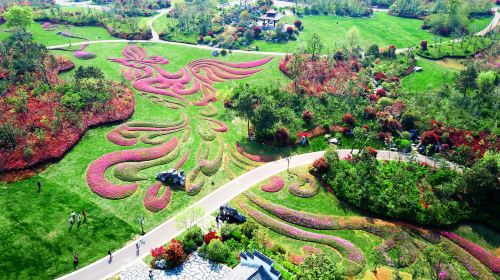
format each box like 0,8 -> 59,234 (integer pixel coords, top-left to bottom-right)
136,242 -> 140,251
215,215 -> 220,228
68,216 -> 74,229
71,210 -> 76,219
73,253 -> 79,268
82,210 -> 87,223
76,213 -> 81,224
37,180 -> 41,193
108,250 -> 112,262
149,270 -> 154,280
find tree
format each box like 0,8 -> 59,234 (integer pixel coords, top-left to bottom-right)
306,33 -> 323,60
476,71 -> 497,96
367,44 -> 380,57
455,63 -> 477,97
175,206 -> 205,230
232,84 -> 257,136
294,254 -> 342,280
288,52 -> 306,94
239,10 -> 252,25
4,6 -> 34,30
346,27 -> 360,51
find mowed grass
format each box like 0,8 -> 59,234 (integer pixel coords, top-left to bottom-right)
401,57 -> 458,93
0,22 -> 115,45
250,12 -> 439,52
0,42 -> 286,279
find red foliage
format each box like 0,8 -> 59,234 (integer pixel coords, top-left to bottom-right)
294,20 -> 302,29
274,127 -> 290,146
366,146 -> 378,157
0,57 -> 134,173
376,88 -> 387,97
302,110 -> 313,123
421,131 -> 440,145
312,157 -> 329,174
364,106 -> 376,119
165,239 -> 184,267
368,94 -> 380,103
342,113 -> 356,126
286,26 -> 294,35
279,55 -> 365,96
253,26 -> 262,37
204,231 -> 221,245
374,72 -> 386,81
151,246 -> 165,258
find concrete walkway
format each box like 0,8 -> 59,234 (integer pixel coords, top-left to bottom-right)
147,9 -> 171,42
56,149 -> 457,280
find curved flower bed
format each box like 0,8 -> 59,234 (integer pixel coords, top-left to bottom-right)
201,117 -> 228,132
440,231 -> 500,273
185,166 -> 204,195
113,144 -> 179,182
235,143 -> 276,162
303,245 -> 322,255
143,181 -> 172,213
180,127 -> 191,143
223,155 -> 237,180
228,144 -> 260,168
260,176 -> 285,193
236,199 -> 365,276
197,122 -> 216,142
442,240 -> 495,279
175,150 -> 190,169
74,51 -> 96,60
199,141 -> 223,176
288,173 -> 319,198
199,104 -> 218,117
86,137 -> 178,199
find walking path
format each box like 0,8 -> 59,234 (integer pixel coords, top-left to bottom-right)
57,149 -> 457,280
147,9 -> 171,42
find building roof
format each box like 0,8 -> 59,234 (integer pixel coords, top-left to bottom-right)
259,13 -> 283,21
223,250 -> 282,280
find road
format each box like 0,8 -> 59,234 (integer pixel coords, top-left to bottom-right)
56,149 -> 456,280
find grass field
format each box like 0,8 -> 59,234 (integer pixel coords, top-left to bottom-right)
401,57 -> 458,93
0,23 -> 115,45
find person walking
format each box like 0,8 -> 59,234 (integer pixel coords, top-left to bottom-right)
76,213 -> 81,226
68,216 -> 74,230
37,180 -> 41,193
108,250 -> 112,262
149,270 -> 154,280
73,253 -> 79,268
82,210 -> 87,223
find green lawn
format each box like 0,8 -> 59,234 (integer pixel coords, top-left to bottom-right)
152,16 -> 199,44
250,12 -> 440,53
0,23 -> 115,45
401,57 -> 458,93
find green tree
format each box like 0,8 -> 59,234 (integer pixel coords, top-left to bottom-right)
346,27 -> 360,51
306,33 -> 323,60
4,6 -> 34,30
205,239 -> 230,262
232,84 -> 257,137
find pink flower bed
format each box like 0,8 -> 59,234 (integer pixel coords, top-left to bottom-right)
106,124 -> 138,146
201,117 -> 228,132
303,245 -> 322,255
86,137 -> 178,199
260,176 -> 285,192
175,150 -> 190,169
144,181 -> 172,213
440,231 -> 500,273
237,199 -> 365,276
110,45 -> 272,107
235,142 -> 275,162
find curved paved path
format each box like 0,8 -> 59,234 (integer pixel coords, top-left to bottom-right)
57,149 -> 456,280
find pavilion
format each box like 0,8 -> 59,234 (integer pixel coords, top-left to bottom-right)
259,9 -> 283,28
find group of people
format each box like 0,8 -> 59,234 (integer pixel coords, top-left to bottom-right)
68,210 -> 87,229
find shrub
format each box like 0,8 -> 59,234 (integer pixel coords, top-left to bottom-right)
220,49 -> 227,56
294,20 -> 302,29
420,40 -> 428,51
286,26 -> 294,35
367,44 -> 380,57
151,246 -> 165,258
204,231 -> 221,245
302,110 -> 313,123
421,131 -> 440,146
312,157 -> 328,174
342,113 -> 356,126
205,239 -> 230,263
271,243 -> 287,255
182,225 -> 204,253
74,66 -> 104,80
274,126 -> 290,146
220,223 -> 242,241
364,107 -> 376,119
241,220 -> 258,239
165,239 -> 184,268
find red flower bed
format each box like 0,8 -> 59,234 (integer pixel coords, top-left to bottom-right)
143,181 -> 172,213
260,176 -> 285,192
235,143 -> 275,162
